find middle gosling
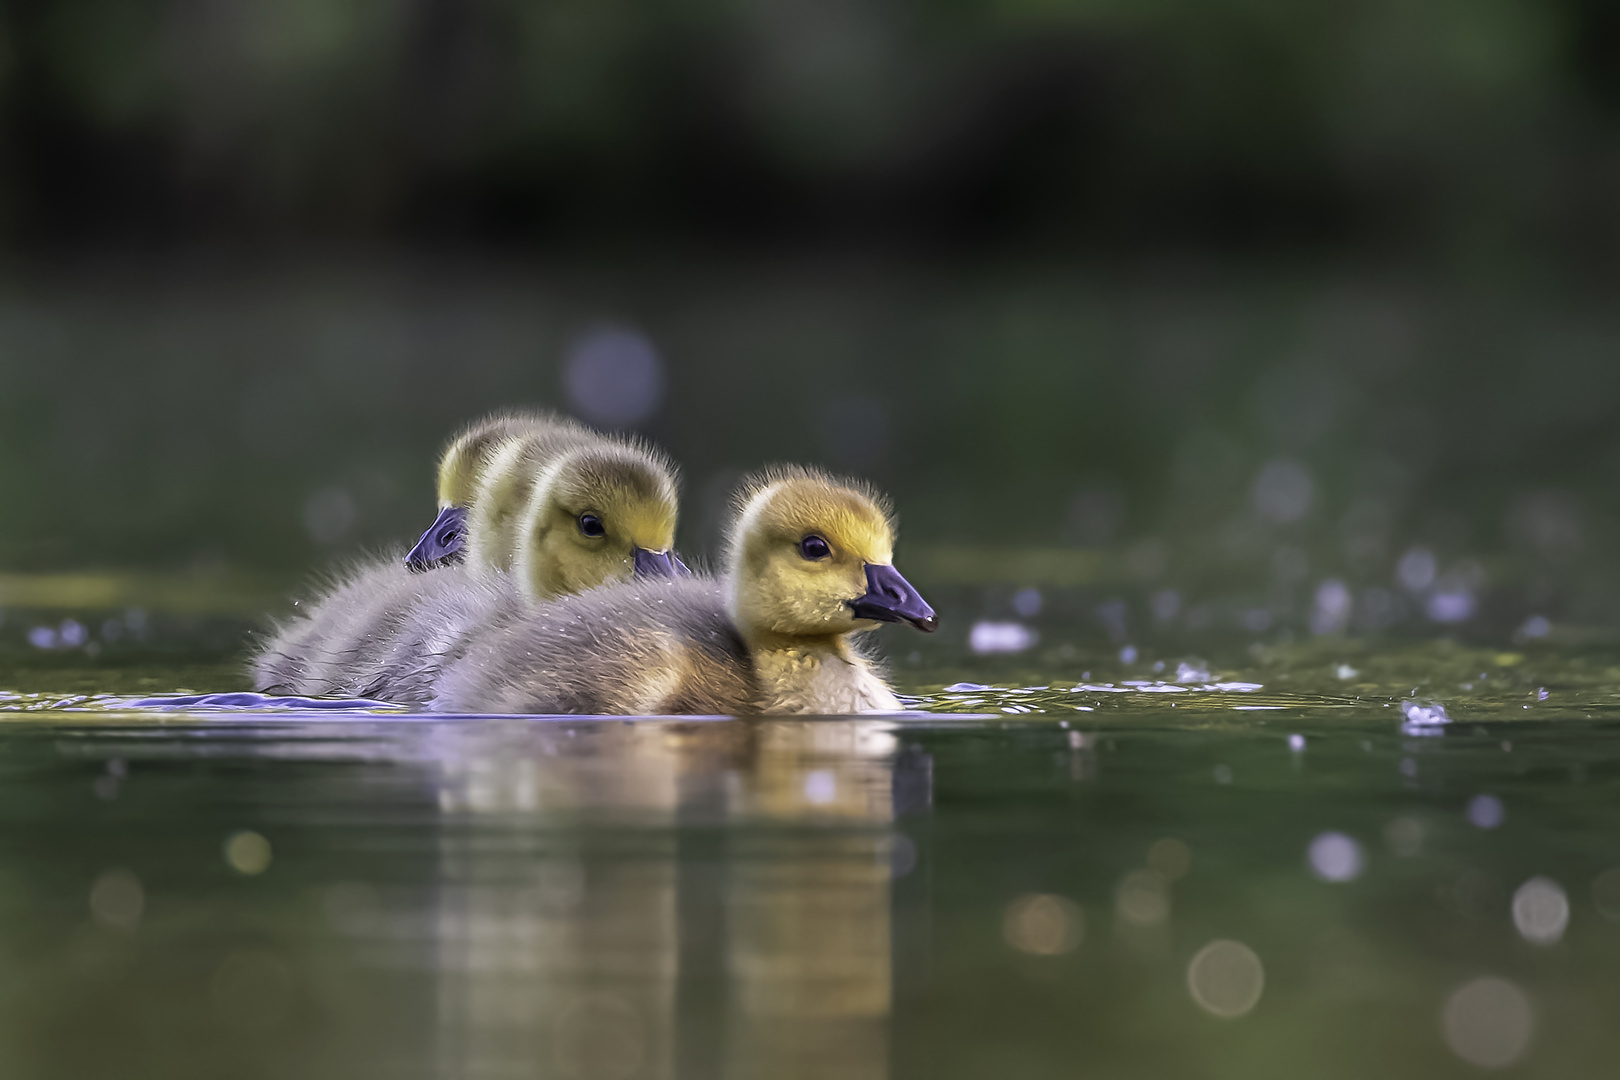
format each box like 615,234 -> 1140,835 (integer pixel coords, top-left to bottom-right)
467,429 -> 686,600
406,411 -> 687,592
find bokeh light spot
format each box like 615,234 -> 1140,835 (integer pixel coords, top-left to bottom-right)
1398,546 -> 1437,591
1385,816 -> 1424,857
1468,794 -> 1505,829
1442,977 -> 1533,1068
1012,587 -> 1043,618
1147,838 -> 1191,880
803,770 -> 837,805
225,831 -> 273,875
1003,893 -> 1083,956
1310,580 -> 1351,634
89,868 -> 144,931
970,621 -> 1036,655
1252,460 -> 1313,523
1308,831 -> 1364,882
563,324 -> 665,427
1592,867 -> 1620,921
1116,869 -> 1171,927
1186,940 -> 1264,1018
1511,877 -> 1568,945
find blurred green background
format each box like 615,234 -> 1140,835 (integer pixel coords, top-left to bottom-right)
1,0 -> 1619,641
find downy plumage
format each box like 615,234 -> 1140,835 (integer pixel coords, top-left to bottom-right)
428,466 -> 937,714
405,410 -> 687,595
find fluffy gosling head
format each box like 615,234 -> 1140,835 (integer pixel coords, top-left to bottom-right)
511,443 -> 686,600
726,466 -> 937,641
406,411 -> 556,572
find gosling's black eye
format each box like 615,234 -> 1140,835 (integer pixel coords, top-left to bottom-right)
578,513 -> 606,538
799,535 -> 831,560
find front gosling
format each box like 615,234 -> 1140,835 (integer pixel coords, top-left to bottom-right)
429,466 -> 937,715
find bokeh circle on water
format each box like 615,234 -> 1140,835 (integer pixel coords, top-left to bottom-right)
1186,940 -> 1264,1018
1115,869 -> 1171,927
225,830 -> 273,875
1252,459 -> 1313,523
1442,977 -> 1534,1068
1511,877 -> 1568,945
1003,893 -> 1083,956
1307,831 -> 1364,882
563,324 -> 665,427
1385,816 -> 1424,857
89,868 -> 144,930
1468,794 -> 1506,829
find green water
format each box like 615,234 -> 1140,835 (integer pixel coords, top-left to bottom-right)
3,615 -> 1620,1078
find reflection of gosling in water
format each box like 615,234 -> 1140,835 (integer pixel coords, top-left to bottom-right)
254,436 -> 689,697
429,466 -> 938,715
406,411 -> 687,587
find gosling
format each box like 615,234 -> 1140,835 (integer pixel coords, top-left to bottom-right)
407,411 -> 688,592
252,558 -> 521,702
427,466 -> 937,715
462,426 -> 686,595
404,411 -> 555,571
254,441 -> 688,696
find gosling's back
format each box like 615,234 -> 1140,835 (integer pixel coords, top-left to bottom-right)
431,577 -> 756,715
254,560 -> 524,706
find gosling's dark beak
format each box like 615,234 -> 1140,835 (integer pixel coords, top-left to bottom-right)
849,563 -> 938,632
404,505 -> 468,572
633,547 -> 691,579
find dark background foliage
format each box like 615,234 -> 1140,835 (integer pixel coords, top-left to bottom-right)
2,0 -> 1619,634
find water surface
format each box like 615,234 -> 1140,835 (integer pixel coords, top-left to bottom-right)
1,627 -> 1618,1078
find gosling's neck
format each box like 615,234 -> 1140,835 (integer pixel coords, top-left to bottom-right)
734,624 -> 901,715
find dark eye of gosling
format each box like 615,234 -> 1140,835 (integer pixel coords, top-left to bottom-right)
578,513 -> 606,538
799,535 -> 831,560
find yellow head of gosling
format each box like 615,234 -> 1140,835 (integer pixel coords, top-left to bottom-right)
407,411 -> 563,571
726,466 -> 937,642
436,411 -> 557,508
506,443 -> 683,600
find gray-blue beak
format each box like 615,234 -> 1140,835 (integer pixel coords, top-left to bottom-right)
848,563 -> 938,632
633,548 -> 693,579
405,505 -> 468,572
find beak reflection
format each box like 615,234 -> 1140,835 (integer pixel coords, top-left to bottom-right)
405,505 -> 469,573
848,563 -> 938,632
